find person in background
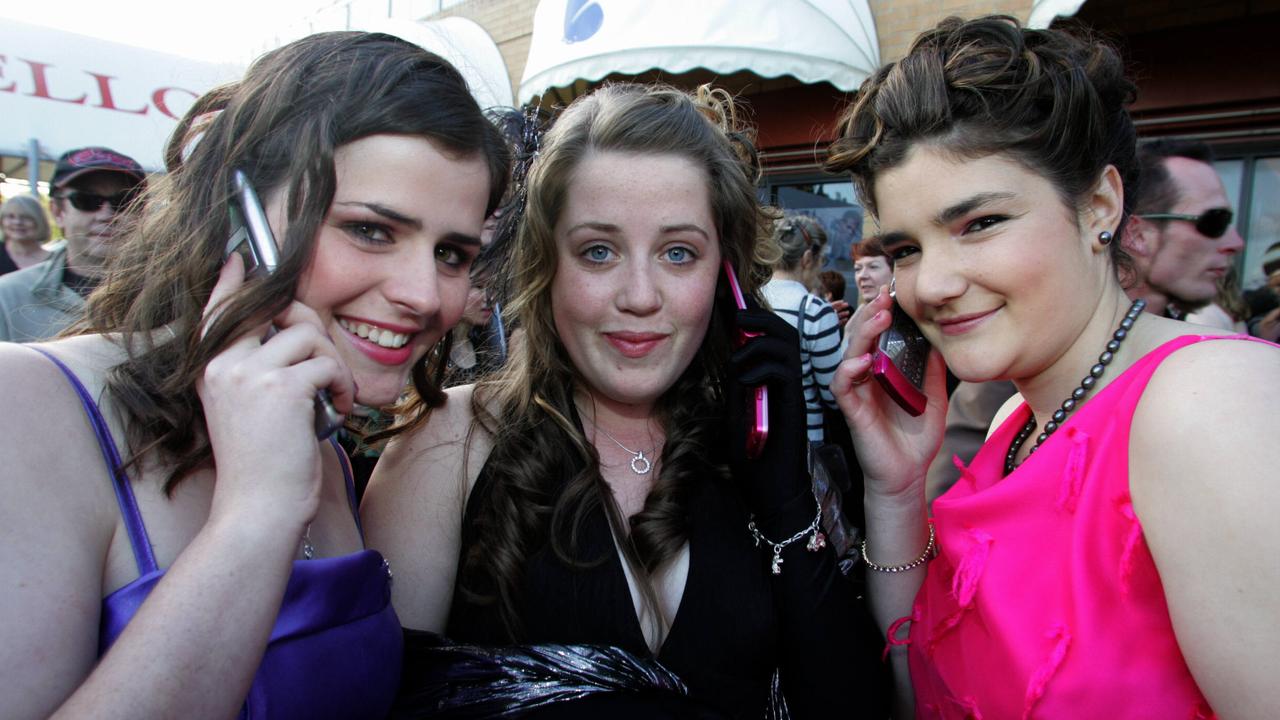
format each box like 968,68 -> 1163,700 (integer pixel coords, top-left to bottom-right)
1125,138 -> 1245,319
828,15 -> 1279,718
0,194 -> 52,275
761,214 -> 844,446
1185,266 -> 1250,333
818,268 -> 847,307
0,32 -> 508,720
364,83 -> 887,718
0,147 -> 146,342
852,236 -> 893,306
1245,241 -> 1280,341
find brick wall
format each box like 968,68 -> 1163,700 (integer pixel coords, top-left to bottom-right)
429,0 -> 537,96
869,0 -> 1034,63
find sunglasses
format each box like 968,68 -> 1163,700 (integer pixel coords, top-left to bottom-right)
1138,207 -> 1233,239
55,188 -> 140,213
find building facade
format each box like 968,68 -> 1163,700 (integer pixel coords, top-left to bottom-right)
419,0 -> 1278,289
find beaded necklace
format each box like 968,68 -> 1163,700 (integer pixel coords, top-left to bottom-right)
1004,298 -> 1146,475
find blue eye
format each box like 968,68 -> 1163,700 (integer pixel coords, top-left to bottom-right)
665,246 -> 695,264
584,244 -> 614,263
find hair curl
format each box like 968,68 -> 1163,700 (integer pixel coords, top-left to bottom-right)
826,15 -> 1138,274
82,31 -> 509,492
459,83 -> 776,639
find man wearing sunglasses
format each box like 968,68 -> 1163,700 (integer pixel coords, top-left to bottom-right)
0,146 -> 145,342
1124,138 -> 1244,319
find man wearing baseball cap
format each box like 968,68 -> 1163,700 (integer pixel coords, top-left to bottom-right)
0,146 -> 145,342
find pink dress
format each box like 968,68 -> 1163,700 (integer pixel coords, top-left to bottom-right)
905,335 -> 1269,719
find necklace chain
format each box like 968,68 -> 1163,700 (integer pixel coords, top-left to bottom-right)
587,420 -> 657,475
1005,298 -> 1146,475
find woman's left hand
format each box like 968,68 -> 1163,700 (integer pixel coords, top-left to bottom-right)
726,308 -> 808,515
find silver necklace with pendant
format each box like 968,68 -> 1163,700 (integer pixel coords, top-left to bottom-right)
590,423 -> 656,475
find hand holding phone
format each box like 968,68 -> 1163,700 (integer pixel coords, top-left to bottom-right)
722,260 -> 768,458
226,170 -> 345,440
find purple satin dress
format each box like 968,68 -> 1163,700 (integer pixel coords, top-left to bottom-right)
35,347 -> 402,719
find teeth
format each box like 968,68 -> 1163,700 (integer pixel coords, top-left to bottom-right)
337,318 -> 410,349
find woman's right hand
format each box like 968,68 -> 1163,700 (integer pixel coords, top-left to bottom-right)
831,285 -> 948,500
196,255 -> 355,533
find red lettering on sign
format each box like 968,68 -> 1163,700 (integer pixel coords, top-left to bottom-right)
89,73 -> 147,115
21,59 -> 87,104
152,86 -> 197,120
0,55 -> 15,93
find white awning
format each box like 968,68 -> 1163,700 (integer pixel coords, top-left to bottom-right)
355,17 -> 513,110
1027,0 -> 1088,29
0,19 -> 243,175
518,0 -> 880,105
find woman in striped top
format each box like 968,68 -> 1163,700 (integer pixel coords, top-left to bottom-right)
760,215 -> 845,445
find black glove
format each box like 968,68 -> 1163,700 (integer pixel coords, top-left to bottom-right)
726,308 -> 810,518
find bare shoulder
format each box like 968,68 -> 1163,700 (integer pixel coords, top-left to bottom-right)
0,339 -> 121,717
361,383 -> 494,632
1131,334 -> 1278,496
1128,335 -> 1280,716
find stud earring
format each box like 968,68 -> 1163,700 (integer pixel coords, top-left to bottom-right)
1098,230 -> 1114,246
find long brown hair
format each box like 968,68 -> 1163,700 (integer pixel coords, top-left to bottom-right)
83,31 -> 509,492
459,83 -> 777,639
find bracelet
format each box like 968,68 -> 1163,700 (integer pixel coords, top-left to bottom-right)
860,520 -> 936,573
747,500 -> 827,576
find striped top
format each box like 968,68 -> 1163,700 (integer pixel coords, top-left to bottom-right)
761,279 -> 844,444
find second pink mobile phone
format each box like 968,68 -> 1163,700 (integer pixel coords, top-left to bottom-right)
722,260 -> 768,458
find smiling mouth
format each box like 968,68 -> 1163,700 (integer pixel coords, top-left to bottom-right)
337,317 -> 412,349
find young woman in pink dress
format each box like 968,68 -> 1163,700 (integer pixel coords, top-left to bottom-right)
827,16 -> 1280,719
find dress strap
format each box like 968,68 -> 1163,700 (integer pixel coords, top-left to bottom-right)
329,436 -> 364,541
28,346 -> 158,575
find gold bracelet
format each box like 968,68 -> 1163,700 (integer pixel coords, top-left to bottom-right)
860,520 -> 936,573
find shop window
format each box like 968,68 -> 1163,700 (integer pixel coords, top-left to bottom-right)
767,180 -> 862,279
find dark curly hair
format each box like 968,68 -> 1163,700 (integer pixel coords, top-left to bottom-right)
825,15 -> 1138,274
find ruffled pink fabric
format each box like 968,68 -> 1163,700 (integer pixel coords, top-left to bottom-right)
906,336 -> 1269,719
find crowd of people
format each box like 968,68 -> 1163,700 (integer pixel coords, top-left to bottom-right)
0,13 -> 1276,720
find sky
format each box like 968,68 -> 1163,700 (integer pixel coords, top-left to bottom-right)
1,0 -> 329,65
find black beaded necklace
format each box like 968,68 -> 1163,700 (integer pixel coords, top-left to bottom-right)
1004,298 -> 1146,475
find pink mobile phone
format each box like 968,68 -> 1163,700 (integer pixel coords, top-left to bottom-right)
871,301 -> 930,417
722,260 -> 768,458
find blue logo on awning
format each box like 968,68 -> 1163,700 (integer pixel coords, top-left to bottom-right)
564,0 -> 603,43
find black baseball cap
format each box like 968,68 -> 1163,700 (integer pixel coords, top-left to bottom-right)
51,147 -> 146,189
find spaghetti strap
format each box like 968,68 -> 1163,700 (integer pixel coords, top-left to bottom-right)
328,436 -> 364,541
28,347 -> 158,575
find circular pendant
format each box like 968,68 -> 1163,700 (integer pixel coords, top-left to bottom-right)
630,452 -> 652,475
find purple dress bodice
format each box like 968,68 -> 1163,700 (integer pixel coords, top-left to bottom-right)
34,347 -> 402,719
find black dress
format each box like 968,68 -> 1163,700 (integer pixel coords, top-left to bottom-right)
440,448 -> 890,718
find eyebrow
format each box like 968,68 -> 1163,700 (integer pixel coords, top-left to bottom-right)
933,191 -> 1017,225
879,191 -> 1018,249
565,221 -> 711,239
336,201 -> 421,230
335,201 -> 481,247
